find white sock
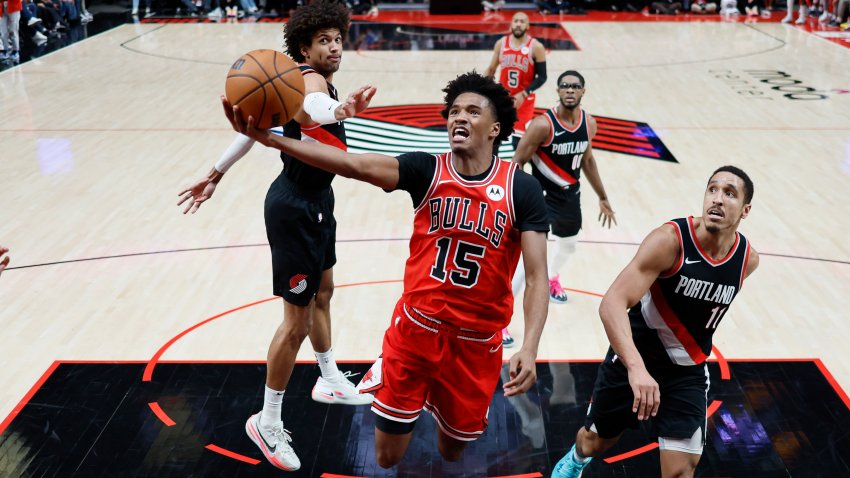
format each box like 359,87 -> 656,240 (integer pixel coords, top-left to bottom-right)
512,257 -> 525,296
574,445 -> 591,463
260,385 -> 284,428
548,235 -> 578,279
315,348 -> 340,381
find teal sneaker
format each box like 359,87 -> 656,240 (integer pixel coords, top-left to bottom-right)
551,444 -> 591,478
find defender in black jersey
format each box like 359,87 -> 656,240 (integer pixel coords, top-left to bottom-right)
177,1 -> 377,471
510,70 -> 617,311
552,166 -> 760,478
226,72 -> 550,470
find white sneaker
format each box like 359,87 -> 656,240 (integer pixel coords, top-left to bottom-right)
795,5 -> 808,23
28,16 -> 42,26
312,370 -> 374,405
33,31 -> 48,42
245,413 -> 301,471
781,12 -> 793,22
131,8 -> 138,15
208,7 -> 222,17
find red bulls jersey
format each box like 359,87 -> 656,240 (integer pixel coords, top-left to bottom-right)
498,36 -> 536,96
401,153 -> 522,333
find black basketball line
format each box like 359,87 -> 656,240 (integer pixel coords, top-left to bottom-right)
275,66 -> 305,97
227,74 -> 264,105
265,51 -> 289,125
274,66 -> 306,123
245,51 -> 288,127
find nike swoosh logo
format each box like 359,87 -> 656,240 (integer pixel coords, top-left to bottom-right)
554,130 -> 566,136
489,343 -> 503,353
684,258 -> 701,264
257,425 -> 277,453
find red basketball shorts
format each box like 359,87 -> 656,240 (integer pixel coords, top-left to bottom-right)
359,299 -> 504,441
513,94 -> 537,135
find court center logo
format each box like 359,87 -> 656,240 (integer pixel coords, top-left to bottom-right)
709,69 -> 835,101
343,104 -> 677,163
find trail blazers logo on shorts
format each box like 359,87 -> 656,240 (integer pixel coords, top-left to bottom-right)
289,274 -> 308,294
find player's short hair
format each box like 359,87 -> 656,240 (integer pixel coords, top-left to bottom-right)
440,71 -> 517,149
711,165 -> 754,204
557,70 -> 585,87
284,0 -> 350,63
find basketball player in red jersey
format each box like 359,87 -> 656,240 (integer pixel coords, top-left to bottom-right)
223,72 -> 551,468
552,166 -> 759,478
511,70 -> 616,309
177,0 -> 376,471
484,11 -> 548,150
484,11 -> 547,348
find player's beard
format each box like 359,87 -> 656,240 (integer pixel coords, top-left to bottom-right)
511,27 -> 526,38
560,96 -> 582,110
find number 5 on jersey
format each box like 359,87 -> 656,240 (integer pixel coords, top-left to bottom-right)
430,237 -> 487,288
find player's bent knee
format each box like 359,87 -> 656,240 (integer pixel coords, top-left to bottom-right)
376,450 -> 403,468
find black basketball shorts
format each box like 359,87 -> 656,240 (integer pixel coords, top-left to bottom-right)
544,188 -> 582,238
264,174 -> 336,307
584,347 -> 709,442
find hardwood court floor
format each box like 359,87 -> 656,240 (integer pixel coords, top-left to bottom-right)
1,11 -> 849,475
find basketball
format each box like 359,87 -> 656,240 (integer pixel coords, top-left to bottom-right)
225,49 -> 305,130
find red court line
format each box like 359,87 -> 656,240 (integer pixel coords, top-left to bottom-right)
594,117 -> 639,126
142,297 -> 280,382
814,359 -> 850,411
143,280 -> 403,381
0,360 -> 60,436
604,443 -> 659,463
147,402 -> 176,426
205,444 -> 261,465
712,346 -> 730,380
593,142 -> 661,158
564,287 -> 604,298
707,399 -> 722,416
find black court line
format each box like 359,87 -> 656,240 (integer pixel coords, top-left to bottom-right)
115,21 -> 788,72
3,239 -> 848,272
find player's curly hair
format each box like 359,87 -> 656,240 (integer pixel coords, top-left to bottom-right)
284,0 -> 350,63
440,71 -> 517,149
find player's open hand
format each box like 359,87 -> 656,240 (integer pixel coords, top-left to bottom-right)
627,366 -> 659,420
598,199 -> 617,228
336,85 -> 377,120
503,347 -> 537,397
178,178 -> 218,214
221,96 -> 273,147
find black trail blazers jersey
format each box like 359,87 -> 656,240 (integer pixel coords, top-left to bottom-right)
530,108 -> 590,193
281,64 -> 347,191
628,217 -> 752,366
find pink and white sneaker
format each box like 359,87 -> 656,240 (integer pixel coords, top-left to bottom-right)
549,275 -> 569,304
245,413 -> 300,471
311,370 -> 374,405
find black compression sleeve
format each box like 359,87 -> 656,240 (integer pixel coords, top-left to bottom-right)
525,61 -> 547,93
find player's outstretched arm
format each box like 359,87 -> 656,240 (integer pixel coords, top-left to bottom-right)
599,224 -> 679,420
581,117 -> 616,228
223,97 -> 400,190
504,230 -> 548,397
483,39 -> 501,79
512,115 -> 549,166
177,134 -> 255,214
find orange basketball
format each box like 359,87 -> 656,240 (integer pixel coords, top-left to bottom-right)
225,49 -> 305,130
